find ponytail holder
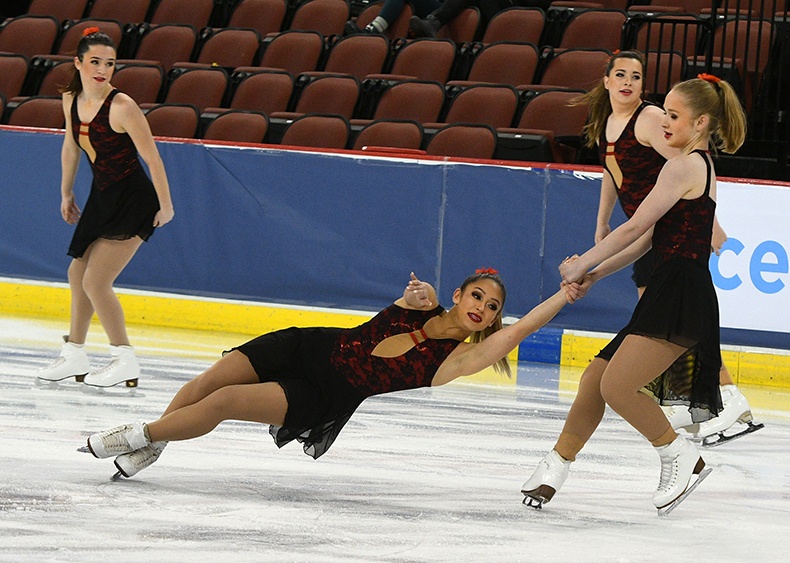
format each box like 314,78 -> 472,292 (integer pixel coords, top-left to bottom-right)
475,267 -> 499,275
82,26 -> 101,37
607,49 -> 620,62
697,73 -> 721,84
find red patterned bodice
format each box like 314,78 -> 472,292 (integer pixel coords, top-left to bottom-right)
70,89 -> 143,191
330,304 -> 461,396
652,150 -> 716,266
598,102 -> 666,218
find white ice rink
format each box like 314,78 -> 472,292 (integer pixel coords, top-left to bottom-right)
1,315 -> 789,562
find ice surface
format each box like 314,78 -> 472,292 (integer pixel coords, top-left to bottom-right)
1,316 -> 789,562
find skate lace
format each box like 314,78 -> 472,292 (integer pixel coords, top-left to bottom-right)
123,443 -> 165,470
100,425 -> 135,452
91,358 -> 120,376
44,356 -> 67,369
657,455 -> 679,493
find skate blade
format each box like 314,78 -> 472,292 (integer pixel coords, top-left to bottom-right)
522,494 -> 546,509
657,466 -> 713,518
83,378 -> 138,389
701,421 -> 765,448
77,446 -> 92,454
111,471 -> 125,481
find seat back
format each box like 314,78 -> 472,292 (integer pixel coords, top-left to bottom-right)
260,30 -> 325,75
292,75 -> 360,118
112,61 -> 165,104
644,51 -> 685,99
713,18 -> 773,74
229,69 -> 294,113
353,119 -> 423,150
35,59 -> 75,96
437,7 -> 480,43
144,103 -> 200,138
558,10 -> 627,51
372,80 -> 446,123
482,7 -> 545,44
288,0 -> 350,36
203,110 -> 270,143
228,0 -> 287,36
0,53 -> 30,100
88,0 -> 152,25
280,113 -> 351,149
0,15 -> 60,60
323,34 -> 389,80
134,24 -> 198,72
426,122 -> 497,159
57,19 -> 124,55
517,89 -> 588,137
27,0 -> 90,23
633,15 -> 703,55
149,0 -> 215,28
7,96 -> 65,128
465,41 -> 539,87
389,39 -> 457,83
539,48 -> 612,91
196,28 -> 261,68
164,67 -> 229,112
443,84 -> 519,128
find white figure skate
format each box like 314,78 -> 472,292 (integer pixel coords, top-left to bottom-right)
37,339 -> 90,383
521,450 -> 571,509
665,385 -> 763,447
82,422 -> 150,458
83,345 -> 140,388
697,385 -> 764,447
653,435 -> 712,517
113,441 -> 167,480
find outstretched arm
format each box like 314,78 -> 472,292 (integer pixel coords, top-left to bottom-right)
438,289 -> 569,381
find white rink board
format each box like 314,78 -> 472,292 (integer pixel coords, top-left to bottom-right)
714,180 -> 790,335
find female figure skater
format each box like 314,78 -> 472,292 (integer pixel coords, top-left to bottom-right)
84,270 -> 576,479
37,28 -> 174,388
590,51 -> 759,447
523,74 -> 747,514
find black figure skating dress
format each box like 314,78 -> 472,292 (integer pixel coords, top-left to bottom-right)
234,304 -> 462,458
599,101 -> 666,287
598,150 -> 723,422
67,89 -> 160,258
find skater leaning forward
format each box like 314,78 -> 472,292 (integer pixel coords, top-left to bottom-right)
84,270 -> 580,479
37,28 -> 174,388
523,74 -> 748,514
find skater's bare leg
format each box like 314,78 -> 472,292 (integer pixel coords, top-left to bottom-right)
146,351 -> 287,442
600,335 -> 688,445
80,238 -> 142,347
554,357 -> 608,461
719,362 -> 734,385
67,257 -> 94,344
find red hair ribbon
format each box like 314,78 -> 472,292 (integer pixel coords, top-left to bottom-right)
697,73 -> 721,84
475,267 -> 499,275
82,26 -> 101,37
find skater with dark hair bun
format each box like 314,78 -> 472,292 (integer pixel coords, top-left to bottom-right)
84,269 -> 578,479
524,74 -> 748,515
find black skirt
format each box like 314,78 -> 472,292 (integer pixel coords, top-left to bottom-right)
598,256 -> 723,422
232,327 -> 366,459
68,167 -> 160,258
